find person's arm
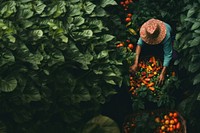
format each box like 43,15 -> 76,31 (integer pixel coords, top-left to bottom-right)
130,45 -> 141,72
158,37 -> 172,85
130,38 -> 143,73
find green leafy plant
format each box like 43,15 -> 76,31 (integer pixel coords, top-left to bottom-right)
0,0 -> 124,132
174,0 -> 200,132
82,115 -> 120,133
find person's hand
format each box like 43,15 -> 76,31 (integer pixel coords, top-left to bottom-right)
157,73 -> 165,86
129,63 -> 138,74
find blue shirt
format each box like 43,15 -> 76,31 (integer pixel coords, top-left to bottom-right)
137,23 -> 173,67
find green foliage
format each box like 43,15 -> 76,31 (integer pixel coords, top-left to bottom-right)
0,0 -> 122,132
174,0 -> 200,84
82,115 -> 120,133
127,0 -> 183,29
174,0 -> 200,132
132,73 -> 179,111
0,121 -> 6,133
112,1 -> 200,131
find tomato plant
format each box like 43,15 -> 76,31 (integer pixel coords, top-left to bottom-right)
128,56 -> 179,109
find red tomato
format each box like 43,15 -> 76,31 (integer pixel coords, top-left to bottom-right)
116,43 -> 124,48
128,43 -> 134,49
125,17 -> 131,22
176,122 -> 181,129
173,112 -> 178,117
127,13 -> 132,18
125,1 -> 129,5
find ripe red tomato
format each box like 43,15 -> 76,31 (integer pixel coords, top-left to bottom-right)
126,39 -> 130,43
125,17 -> 131,22
125,1 -> 129,5
117,43 -> 124,48
173,112 -> 178,117
176,122 -> 181,129
127,13 -> 132,18
128,43 -> 134,49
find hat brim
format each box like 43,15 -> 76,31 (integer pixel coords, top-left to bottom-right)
140,19 -> 167,45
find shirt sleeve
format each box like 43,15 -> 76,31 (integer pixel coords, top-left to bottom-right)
137,37 -> 144,46
163,37 -> 173,67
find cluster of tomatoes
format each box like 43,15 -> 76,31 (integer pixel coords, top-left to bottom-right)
116,39 -> 134,50
120,0 -> 133,10
123,111 -> 183,133
154,111 -> 182,133
129,56 -> 176,96
125,13 -> 132,23
123,117 -> 136,133
129,56 -> 164,95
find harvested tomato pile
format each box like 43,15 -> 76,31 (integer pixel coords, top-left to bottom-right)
154,111 -> 183,133
129,56 -> 162,95
123,110 -> 186,133
129,56 -> 175,97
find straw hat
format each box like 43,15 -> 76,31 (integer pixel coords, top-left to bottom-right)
140,18 -> 167,45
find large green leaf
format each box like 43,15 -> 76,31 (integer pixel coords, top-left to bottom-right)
19,0 -> 32,3
97,50 -> 108,59
60,35 -> 68,43
73,16 -> 85,26
0,1 -> 16,18
187,7 -> 196,17
100,34 -> 115,43
48,50 -> 65,66
0,77 -> 17,92
71,30 -> 93,40
193,73 -> 200,85
191,21 -> 200,30
84,1 -> 96,14
20,20 -> 33,28
68,4 -> 83,17
43,4 -> 57,16
88,19 -> 104,32
104,71 -> 117,77
194,29 -> 200,34
191,54 -> 200,62
100,0 -> 117,8
31,29 -> 43,39
197,92 -> 200,100
53,1 -> 66,18
73,52 -> 93,70
0,50 -> 15,67
91,7 -> 107,17
82,115 -> 120,133
23,52 -> 43,70
23,86 -> 41,103
33,1 -> 46,14
104,78 -> 116,85
18,8 -> 34,19
189,36 -> 200,47
69,0 -> 80,3
188,63 -> 200,73
72,86 -> 91,103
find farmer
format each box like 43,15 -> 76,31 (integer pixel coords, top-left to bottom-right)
129,18 -> 173,86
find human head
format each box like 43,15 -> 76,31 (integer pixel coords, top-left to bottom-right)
140,18 -> 166,45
